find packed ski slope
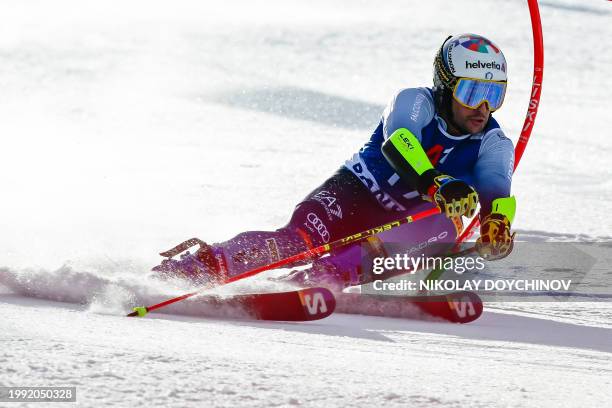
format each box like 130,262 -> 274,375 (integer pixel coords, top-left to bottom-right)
1,0 -> 611,406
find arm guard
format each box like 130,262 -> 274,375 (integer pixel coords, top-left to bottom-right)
381,128 -> 438,193
381,128 -> 479,218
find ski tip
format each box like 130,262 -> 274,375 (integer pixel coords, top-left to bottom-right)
297,287 -> 336,320
445,291 -> 483,324
128,306 -> 149,318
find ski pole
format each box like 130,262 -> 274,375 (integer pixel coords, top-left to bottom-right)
128,206 -> 442,317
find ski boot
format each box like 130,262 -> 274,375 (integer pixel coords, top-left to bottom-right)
152,238 -> 223,285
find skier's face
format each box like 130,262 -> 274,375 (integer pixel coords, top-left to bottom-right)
451,99 -> 490,134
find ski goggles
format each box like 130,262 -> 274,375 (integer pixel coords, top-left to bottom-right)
453,78 -> 507,111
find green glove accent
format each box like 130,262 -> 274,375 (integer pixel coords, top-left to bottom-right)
491,196 -> 516,224
387,128 -> 434,176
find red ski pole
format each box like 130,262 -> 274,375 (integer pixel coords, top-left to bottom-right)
128,206 -> 442,317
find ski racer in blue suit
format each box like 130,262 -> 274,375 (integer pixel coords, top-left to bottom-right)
154,33 -> 517,290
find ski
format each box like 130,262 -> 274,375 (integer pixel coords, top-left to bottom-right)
135,287 -> 336,322
336,290 -> 483,324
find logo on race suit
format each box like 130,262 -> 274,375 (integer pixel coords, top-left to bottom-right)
265,238 -> 280,262
312,190 -> 343,221
410,92 -> 427,122
233,247 -> 265,264
426,144 -> 455,166
404,230 -> 449,256
215,252 -> 229,278
305,212 -> 330,243
346,155 -> 406,212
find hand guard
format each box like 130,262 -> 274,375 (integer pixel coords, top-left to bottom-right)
476,213 -> 515,260
419,170 -> 479,218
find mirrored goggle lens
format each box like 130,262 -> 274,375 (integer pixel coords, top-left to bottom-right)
454,79 -> 506,110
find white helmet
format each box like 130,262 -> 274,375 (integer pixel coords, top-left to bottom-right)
434,33 -> 507,91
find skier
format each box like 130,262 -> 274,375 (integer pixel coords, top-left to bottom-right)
154,33 -> 517,290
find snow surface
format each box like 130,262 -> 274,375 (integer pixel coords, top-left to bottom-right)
1,0 -> 611,406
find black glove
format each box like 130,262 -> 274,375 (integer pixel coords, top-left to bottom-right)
418,169 -> 479,218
